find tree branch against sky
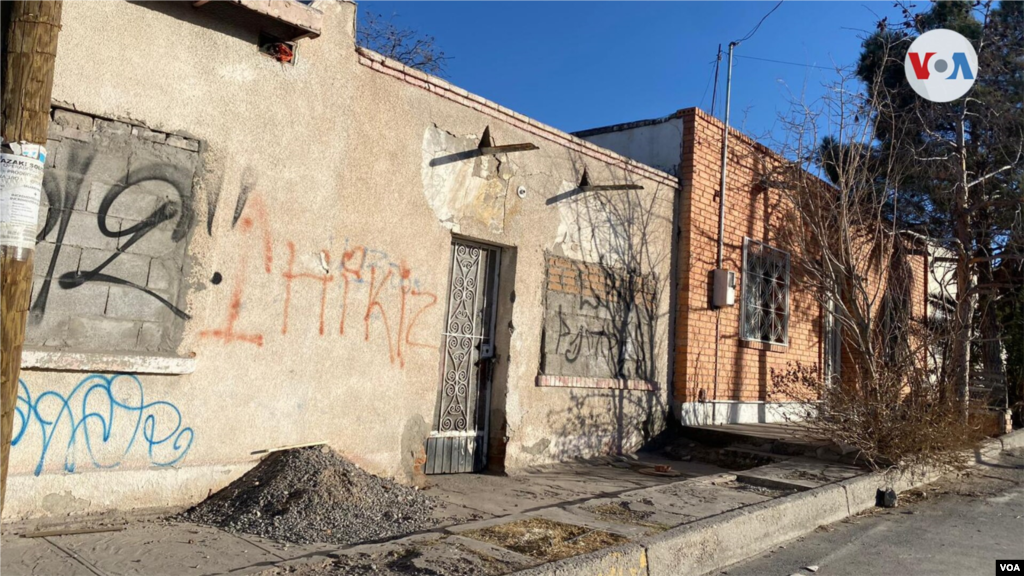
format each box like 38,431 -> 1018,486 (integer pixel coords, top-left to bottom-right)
357,10 -> 449,77
853,0 -> 1023,414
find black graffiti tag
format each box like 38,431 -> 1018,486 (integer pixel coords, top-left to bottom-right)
32,152 -> 194,323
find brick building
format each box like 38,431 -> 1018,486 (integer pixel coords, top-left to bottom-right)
578,108 -> 933,425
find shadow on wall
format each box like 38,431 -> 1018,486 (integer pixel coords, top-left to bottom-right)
130,1 -> 283,45
684,142 -> 823,408
540,160 -> 672,459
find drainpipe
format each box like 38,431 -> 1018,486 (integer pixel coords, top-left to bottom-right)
711,42 -> 736,425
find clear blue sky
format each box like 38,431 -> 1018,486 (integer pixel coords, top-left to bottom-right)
358,1 -> 904,141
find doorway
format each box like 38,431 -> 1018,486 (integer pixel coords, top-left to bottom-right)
424,239 -> 501,474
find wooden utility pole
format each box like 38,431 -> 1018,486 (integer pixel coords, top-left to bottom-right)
1,0 -> 62,512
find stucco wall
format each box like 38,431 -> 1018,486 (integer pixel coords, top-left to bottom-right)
575,116 -> 685,177
5,0 -> 677,518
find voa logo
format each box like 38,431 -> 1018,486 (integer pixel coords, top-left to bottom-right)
998,560 -> 1023,574
904,28 -> 978,102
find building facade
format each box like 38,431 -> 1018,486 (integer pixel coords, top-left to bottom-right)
5,0 -> 935,520
5,0 -> 677,519
578,109 -> 931,426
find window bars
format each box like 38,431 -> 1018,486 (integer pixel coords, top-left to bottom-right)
740,238 -> 791,346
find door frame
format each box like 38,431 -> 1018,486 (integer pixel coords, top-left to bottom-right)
424,237 -> 502,474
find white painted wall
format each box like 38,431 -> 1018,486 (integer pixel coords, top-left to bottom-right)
577,117 -> 685,176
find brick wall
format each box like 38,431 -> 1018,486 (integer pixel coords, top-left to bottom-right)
674,109 -> 821,404
836,237 -> 931,386
674,109 -> 934,406
27,107 -> 200,353
540,253 -> 658,383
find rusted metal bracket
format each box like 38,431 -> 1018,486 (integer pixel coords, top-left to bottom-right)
578,168 -> 644,192
477,127 -> 537,155
479,143 -> 539,155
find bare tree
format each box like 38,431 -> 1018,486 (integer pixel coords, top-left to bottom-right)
357,11 -> 449,77
855,2 -> 1024,414
764,63 -> 986,471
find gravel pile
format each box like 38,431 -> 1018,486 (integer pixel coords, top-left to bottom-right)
179,446 -> 440,545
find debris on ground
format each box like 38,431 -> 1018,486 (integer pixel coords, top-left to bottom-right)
179,446 -> 442,545
256,541 -> 526,576
662,440 -> 773,470
583,502 -> 670,532
718,480 -> 799,499
600,457 -> 684,477
461,518 -> 629,562
876,488 -> 898,508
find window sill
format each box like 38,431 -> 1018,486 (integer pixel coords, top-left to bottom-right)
739,339 -> 789,353
536,375 -> 657,391
20,347 -> 196,375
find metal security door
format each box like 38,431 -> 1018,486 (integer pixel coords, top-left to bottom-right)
425,240 -> 500,474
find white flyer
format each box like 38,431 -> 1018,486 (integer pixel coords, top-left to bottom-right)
0,152 -> 45,250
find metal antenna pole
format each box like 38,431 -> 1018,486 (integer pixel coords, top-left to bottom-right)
716,41 -> 735,270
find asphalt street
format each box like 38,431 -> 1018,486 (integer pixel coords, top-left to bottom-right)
721,449 -> 1024,576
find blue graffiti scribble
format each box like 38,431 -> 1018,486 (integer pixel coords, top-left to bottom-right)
12,374 -> 194,476
338,238 -> 426,291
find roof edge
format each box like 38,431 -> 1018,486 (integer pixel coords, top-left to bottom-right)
572,110 -> 687,139
355,47 -> 680,188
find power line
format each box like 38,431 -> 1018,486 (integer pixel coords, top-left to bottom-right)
711,44 -> 722,116
734,54 -> 834,71
733,0 -> 783,44
699,59 -> 717,112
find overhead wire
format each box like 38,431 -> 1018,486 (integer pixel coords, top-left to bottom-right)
733,0 -> 783,45
711,44 -> 722,117
698,58 -> 717,111
734,54 -> 833,71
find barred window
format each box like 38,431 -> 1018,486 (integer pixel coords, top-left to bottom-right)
740,239 -> 790,345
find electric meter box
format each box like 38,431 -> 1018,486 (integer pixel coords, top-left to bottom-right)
713,268 -> 736,307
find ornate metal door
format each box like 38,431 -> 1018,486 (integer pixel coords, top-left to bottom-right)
425,240 -> 500,474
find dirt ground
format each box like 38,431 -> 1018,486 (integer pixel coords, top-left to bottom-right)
460,517 -> 629,562
255,540 -> 529,576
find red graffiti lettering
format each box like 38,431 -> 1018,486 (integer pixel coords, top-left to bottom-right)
199,283 -> 264,346
364,266 -> 396,363
405,288 -> 438,350
201,196 -> 273,347
339,246 -> 366,336
281,241 -> 334,336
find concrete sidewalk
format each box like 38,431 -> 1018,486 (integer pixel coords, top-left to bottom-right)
1,449 -> 852,576
3,431 -> 1021,576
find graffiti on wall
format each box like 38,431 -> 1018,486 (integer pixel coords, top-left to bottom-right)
553,304 -> 625,365
201,182 -> 439,368
35,149 -> 195,322
38,111 -> 441,365
28,115 -> 201,352
541,254 -> 659,381
12,374 -> 194,476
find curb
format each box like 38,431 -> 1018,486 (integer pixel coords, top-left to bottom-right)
511,428 -> 1024,576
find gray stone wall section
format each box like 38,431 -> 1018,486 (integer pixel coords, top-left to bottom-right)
543,290 -> 627,379
27,108 -> 200,353
541,272 -> 655,381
